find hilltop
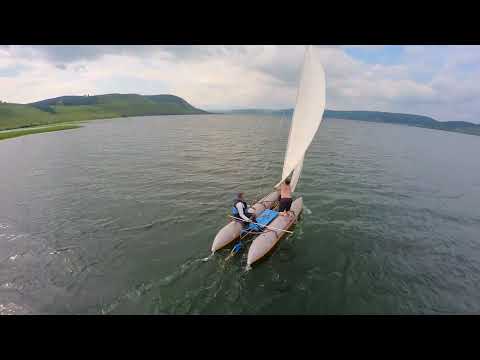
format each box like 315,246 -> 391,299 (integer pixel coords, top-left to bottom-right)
0,94 -> 207,130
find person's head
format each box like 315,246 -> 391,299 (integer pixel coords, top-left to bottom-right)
237,192 -> 244,200
285,179 -> 291,186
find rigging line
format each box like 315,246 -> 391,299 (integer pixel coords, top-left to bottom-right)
253,108 -> 289,203
255,113 -> 271,201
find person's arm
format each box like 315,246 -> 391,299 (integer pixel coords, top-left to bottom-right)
236,203 -> 251,222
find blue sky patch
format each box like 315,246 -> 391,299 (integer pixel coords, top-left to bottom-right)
344,46 -> 405,66
0,64 -> 27,77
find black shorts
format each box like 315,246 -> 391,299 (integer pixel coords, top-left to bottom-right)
278,197 -> 293,212
245,211 -> 255,220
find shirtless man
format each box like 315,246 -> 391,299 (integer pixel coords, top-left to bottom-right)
279,179 -> 293,216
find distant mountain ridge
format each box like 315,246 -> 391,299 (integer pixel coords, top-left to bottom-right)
0,94 -> 207,130
2,95 -> 480,137
229,109 -> 480,137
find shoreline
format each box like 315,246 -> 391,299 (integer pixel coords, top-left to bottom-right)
0,124 -> 82,141
0,113 -> 210,141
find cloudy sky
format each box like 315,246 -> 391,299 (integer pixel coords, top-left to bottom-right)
1,45 -> 479,123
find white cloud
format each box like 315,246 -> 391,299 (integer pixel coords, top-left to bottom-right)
1,45 -> 480,123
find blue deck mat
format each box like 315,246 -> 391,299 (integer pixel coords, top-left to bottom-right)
240,209 -> 278,236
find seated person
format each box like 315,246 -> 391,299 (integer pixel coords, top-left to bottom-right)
231,192 -> 256,225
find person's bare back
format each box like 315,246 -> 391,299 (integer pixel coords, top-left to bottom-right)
279,180 -> 293,216
280,182 -> 292,199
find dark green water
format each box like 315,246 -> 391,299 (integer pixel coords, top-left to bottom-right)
1,114 -> 480,314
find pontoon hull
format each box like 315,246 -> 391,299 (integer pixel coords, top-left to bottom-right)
247,197 -> 303,267
211,191 -> 280,253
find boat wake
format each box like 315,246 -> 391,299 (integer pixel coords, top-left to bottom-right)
101,255 -> 211,314
101,249 -> 252,314
303,204 -> 312,215
201,253 -> 214,262
117,219 -> 162,232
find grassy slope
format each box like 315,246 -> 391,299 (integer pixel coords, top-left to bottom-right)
0,124 -> 81,141
0,94 -> 207,131
0,103 -> 56,129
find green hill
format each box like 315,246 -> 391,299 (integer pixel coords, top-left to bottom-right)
4,95 -> 480,138
0,94 -> 207,130
230,109 -> 480,137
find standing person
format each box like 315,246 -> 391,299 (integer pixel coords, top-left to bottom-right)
279,179 -> 293,216
231,192 -> 256,224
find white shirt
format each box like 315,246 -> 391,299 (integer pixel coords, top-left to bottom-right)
235,202 -> 252,222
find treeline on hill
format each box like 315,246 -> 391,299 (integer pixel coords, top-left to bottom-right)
229,109 -> 480,137
0,94 -> 207,130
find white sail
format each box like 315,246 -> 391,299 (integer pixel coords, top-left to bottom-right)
276,45 -> 326,192
289,154 -> 304,192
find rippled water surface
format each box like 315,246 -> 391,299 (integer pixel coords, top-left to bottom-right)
1,114 -> 480,314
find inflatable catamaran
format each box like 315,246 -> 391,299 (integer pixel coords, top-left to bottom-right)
211,45 -> 326,268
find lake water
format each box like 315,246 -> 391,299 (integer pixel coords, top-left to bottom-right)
1,114 -> 480,314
